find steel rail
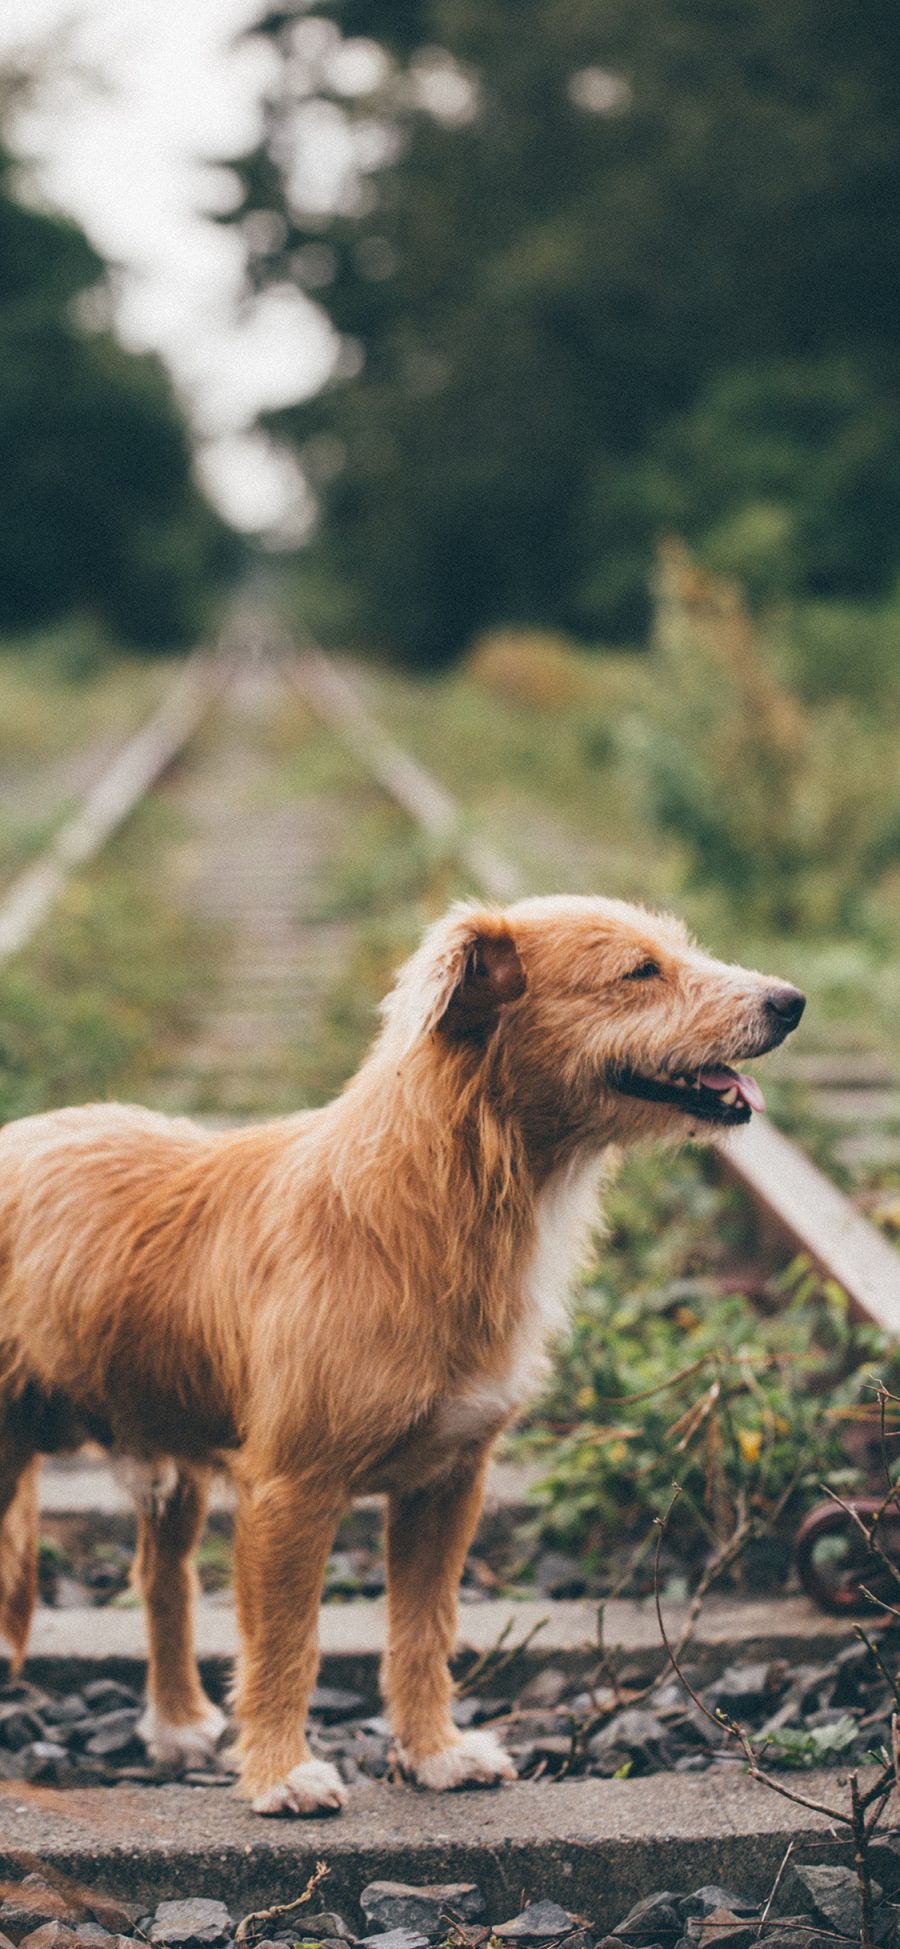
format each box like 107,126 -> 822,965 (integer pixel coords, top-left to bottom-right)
0,639 -> 231,969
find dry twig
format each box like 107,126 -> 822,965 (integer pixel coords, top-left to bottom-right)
650,1484 -> 900,1949
456,1615 -> 547,1698
820,1483 -> 900,1601
235,1860 -> 330,1945
755,1841 -> 795,1940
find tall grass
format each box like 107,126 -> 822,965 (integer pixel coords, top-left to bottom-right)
0,803 -> 208,1124
634,541 -> 900,929
0,628 -> 169,764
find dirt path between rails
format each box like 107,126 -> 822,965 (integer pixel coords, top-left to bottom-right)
141,660 -> 367,1124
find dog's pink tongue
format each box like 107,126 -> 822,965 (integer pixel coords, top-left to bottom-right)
698,1066 -> 766,1113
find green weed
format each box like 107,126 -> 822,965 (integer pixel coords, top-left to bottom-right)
0,636 -> 169,763
763,1716 -> 859,1769
0,799 -> 209,1121
524,1156 -> 895,1581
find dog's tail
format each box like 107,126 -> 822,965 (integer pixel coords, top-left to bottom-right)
0,1454 -> 40,1672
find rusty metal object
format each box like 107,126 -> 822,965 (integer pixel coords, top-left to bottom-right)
795,1497 -> 900,1614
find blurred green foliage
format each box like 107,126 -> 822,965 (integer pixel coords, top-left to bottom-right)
231,0 -> 900,661
630,361 -> 900,608
528,1147 -> 897,1577
368,550 -> 900,936
0,803 -> 207,1122
630,544 -> 900,928
0,134 -> 239,649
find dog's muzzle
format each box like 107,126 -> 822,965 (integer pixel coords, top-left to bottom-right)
612,1064 -> 766,1125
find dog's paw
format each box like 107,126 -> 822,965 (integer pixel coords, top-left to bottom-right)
402,1728 -> 517,1791
251,1757 -> 348,1817
138,1701 -> 227,1768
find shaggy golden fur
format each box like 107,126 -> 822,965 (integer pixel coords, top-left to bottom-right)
0,894 -> 804,1813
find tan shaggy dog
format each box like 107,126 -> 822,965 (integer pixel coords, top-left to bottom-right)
0,894 -> 805,1815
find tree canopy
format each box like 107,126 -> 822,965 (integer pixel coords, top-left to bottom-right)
227,0 -> 900,662
0,135 -> 237,649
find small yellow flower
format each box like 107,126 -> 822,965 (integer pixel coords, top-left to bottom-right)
674,1305 -> 699,1330
737,1427 -> 762,1465
576,1385 -> 595,1412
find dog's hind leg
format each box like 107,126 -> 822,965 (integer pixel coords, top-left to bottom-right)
0,1439 -> 39,1673
130,1464 -> 227,1766
232,1474 -> 347,1815
383,1446 -> 517,1789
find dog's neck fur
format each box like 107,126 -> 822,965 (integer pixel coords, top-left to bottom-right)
316,1032 -> 604,1354
326,1047 -> 532,1330
269,1035 -> 603,1479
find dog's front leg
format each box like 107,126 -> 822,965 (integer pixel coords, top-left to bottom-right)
384,1447 -> 516,1790
233,1474 -> 346,1815
0,1437 -> 39,1672
133,1465 -> 227,1766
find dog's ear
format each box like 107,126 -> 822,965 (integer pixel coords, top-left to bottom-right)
439,929 -> 527,1039
379,910 -> 527,1058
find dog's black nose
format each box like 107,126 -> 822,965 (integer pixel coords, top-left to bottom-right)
765,984 -> 806,1030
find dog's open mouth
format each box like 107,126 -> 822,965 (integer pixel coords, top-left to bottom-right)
613,1064 -> 765,1125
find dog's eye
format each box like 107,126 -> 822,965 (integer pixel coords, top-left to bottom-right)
623,959 -> 661,981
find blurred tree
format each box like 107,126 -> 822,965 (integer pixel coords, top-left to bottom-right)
643,361 -> 900,607
227,0 -> 900,662
0,135 -> 239,649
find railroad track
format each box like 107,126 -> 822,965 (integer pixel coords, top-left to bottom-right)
1,610 -> 898,1927
4,610 -> 893,1295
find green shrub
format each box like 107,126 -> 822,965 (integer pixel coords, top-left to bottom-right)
630,542 -> 900,927
527,1151 -> 896,1581
465,629 -> 600,713
772,598 -> 900,707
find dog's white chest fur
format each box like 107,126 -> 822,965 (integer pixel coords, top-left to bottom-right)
432,1154 -> 605,1449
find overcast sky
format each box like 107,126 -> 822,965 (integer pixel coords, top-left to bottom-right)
0,0 -> 341,534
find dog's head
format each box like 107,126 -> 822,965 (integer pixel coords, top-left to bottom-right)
378,894 -> 805,1157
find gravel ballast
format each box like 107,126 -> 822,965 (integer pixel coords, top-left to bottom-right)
2,1859 -> 900,1949
4,1631 -> 899,1790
